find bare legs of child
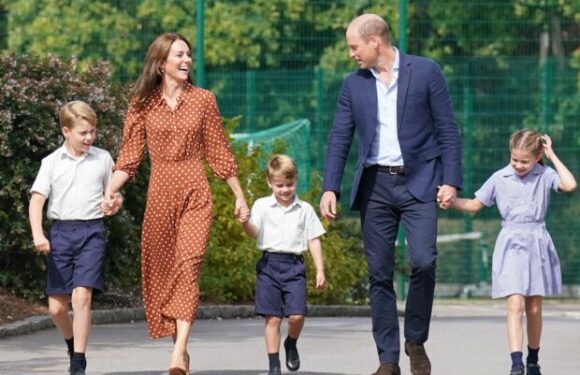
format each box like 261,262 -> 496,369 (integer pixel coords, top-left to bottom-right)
264,314 -> 304,375
506,295 -> 543,375
48,286 -> 93,375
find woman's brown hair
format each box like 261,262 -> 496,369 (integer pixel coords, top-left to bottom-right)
130,32 -> 193,108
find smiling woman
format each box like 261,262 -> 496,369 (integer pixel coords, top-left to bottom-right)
103,32 -> 249,375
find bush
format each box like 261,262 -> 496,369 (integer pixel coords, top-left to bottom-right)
0,54 -> 143,297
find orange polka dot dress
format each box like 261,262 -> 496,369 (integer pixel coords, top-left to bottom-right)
114,83 -> 237,339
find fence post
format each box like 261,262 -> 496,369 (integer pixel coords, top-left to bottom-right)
463,61 -> 475,284
541,57 -> 553,134
398,0 -> 408,53
196,0 -> 206,88
0,8 -> 7,51
315,67 -> 325,172
245,70 -> 256,131
396,0 -> 408,300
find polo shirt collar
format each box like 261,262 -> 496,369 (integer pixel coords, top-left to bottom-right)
58,143 -> 96,161
265,194 -> 302,209
370,47 -> 400,78
501,163 -> 543,178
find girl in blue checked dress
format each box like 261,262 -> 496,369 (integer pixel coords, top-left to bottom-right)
450,129 -> 576,375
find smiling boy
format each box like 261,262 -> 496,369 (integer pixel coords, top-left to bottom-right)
240,154 -> 326,375
29,100 -> 121,375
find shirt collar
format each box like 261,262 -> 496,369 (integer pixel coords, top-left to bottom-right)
370,47 -> 400,78
265,194 -> 302,209
58,143 -> 96,161
151,81 -> 193,108
501,163 -> 543,178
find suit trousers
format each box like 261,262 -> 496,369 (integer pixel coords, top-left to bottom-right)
359,167 -> 437,363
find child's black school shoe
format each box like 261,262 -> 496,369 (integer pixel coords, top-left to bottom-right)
284,337 -> 300,371
510,365 -> 525,375
268,365 -> 282,375
526,363 -> 542,375
70,368 -> 86,375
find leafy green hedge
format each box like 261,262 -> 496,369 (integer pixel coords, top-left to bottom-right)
0,54 -> 368,305
0,54 -> 144,297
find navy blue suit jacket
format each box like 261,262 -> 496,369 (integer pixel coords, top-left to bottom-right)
322,53 -> 462,210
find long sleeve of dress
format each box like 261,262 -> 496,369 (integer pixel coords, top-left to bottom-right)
201,92 -> 237,180
114,103 -> 147,178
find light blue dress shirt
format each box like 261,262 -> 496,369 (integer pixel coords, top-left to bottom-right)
365,48 -> 404,167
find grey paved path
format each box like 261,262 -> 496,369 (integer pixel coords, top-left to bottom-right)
0,301 -> 579,375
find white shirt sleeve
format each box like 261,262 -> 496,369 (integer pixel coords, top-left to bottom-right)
30,155 -> 53,197
304,203 -> 326,240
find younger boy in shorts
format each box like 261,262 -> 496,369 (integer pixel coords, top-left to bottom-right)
240,154 -> 326,375
29,100 -> 122,375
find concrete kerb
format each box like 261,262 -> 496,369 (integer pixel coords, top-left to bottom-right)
0,304 -> 376,339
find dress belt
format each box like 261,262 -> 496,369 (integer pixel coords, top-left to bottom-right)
501,221 -> 545,229
374,165 -> 405,175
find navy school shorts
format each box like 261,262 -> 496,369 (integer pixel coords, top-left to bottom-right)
255,252 -> 307,317
46,218 -> 107,295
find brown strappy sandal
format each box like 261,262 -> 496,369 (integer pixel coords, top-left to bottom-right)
168,352 -> 190,375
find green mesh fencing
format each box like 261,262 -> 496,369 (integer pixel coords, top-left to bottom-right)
232,119 -> 311,194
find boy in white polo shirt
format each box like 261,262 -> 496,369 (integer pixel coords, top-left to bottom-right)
241,154 -> 326,375
28,100 -> 122,375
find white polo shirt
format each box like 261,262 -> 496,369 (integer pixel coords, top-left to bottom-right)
249,195 -> 326,255
30,144 -> 114,220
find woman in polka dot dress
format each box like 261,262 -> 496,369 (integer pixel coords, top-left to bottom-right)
105,32 -> 248,375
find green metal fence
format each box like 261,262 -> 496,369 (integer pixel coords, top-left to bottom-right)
1,0 -> 578,293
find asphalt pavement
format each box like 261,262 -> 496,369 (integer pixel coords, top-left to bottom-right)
0,300 -> 579,375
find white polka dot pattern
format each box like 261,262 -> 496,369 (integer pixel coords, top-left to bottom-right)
115,83 -> 237,339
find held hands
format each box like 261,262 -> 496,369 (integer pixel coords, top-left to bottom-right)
437,185 -> 457,210
235,197 -> 250,223
101,190 -> 123,216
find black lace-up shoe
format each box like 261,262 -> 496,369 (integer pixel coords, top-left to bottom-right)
526,363 -> 542,375
284,337 -> 300,371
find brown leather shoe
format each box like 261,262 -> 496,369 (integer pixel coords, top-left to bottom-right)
405,341 -> 431,375
372,362 -> 401,375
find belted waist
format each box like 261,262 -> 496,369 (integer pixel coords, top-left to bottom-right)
369,164 -> 405,175
262,252 -> 304,262
501,221 -> 545,229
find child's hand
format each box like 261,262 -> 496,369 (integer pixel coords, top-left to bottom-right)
235,198 -> 250,222
33,234 -> 50,254
315,271 -> 326,290
541,134 -> 555,161
437,185 -> 457,209
101,192 -> 122,216
238,207 -> 250,223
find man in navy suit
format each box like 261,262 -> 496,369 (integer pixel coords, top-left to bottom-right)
320,14 -> 462,375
